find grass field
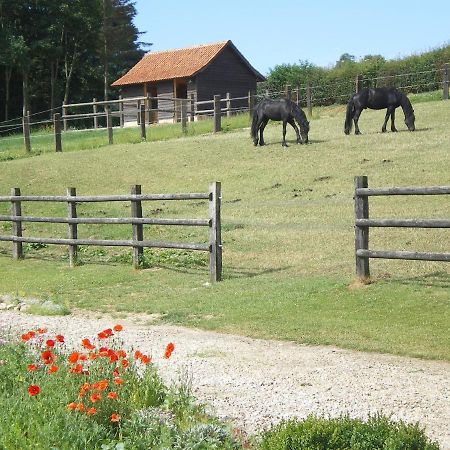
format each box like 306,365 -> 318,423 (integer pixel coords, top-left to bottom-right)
0,97 -> 449,360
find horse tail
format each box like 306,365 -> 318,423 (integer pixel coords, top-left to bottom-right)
344,96 -> 355,135
250,106 -> 259,144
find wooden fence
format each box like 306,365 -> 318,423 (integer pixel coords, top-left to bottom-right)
0,183 -> 222,282
354,176 -> 450,278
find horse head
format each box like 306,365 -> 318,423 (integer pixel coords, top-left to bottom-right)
405,112 -> 415,131
300,120 -> 310,144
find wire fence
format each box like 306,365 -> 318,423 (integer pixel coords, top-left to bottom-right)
0,65 -> 448,150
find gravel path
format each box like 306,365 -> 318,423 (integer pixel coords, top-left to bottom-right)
1,310 -> 449,449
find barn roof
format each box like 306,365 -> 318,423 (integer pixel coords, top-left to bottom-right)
111,40 -> 265,86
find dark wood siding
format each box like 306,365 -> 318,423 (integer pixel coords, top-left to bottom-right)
121,84 -> 144,123
156,80 -> 174,121
195,47 -> 257,111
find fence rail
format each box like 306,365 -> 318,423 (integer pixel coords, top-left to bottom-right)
0,183 -> 222,282
354,176 -> 450,278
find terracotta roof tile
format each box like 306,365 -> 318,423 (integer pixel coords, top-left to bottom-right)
112,41 -> 231,86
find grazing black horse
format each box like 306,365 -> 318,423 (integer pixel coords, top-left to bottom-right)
344,87 -> 415,135
251,98 -> 309,147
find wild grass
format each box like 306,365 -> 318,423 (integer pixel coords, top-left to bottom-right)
0,99 -> 449,360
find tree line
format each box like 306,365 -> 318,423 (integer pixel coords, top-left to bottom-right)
261,45 -> 450,105
0,0 -> 149,123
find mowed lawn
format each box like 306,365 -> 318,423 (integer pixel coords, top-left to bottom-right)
0,100 -> 449,360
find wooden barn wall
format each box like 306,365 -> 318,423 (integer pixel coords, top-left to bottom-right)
196,47 -> 258,111
121,84 -> 144,123
156,80 -> 175,121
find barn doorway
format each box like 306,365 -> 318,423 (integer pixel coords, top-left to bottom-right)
174,79 -> 188,122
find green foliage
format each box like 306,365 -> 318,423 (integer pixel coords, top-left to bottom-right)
258,415 -> 440,450
263,44 -> 450,104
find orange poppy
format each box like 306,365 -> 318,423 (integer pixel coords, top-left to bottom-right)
164,342 -> 175,359
86,407 -> 97,416
67,402 -> 77,411
113,377 -> 123,385
106,391 -> 118,400
37,328 -> 47,334
89,393 -> 102,403
75,403 -> 85,412
111,413 -> 120,422
140,354 -> 151,365
113,324 -> 123,332
48,365 -> 58,374
134,350 -> 142,360
27,363 -> 38,372
55,334 -> 65,343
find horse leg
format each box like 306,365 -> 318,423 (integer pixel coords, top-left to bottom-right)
382,109 -> 390,133
282,120 -> 288,147
390,108 -> 397,132
259,118 -> 269,146
353,109 -> 362,135
288,118 -> 301,144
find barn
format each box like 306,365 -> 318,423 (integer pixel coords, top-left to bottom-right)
111,40 -> 265,123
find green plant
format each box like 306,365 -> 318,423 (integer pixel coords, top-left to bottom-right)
257,415 -> 440,450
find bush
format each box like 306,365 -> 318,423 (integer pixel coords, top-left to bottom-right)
257,414 -> 440,450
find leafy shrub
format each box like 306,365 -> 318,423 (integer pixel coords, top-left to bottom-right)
257,414 -> 440,450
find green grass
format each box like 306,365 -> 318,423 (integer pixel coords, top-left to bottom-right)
0,113 -> 250,162
0,99 -> 449,360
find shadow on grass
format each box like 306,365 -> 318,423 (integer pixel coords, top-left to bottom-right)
385,271 -> 450,289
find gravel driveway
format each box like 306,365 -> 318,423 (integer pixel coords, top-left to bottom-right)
1,310 -> 449,449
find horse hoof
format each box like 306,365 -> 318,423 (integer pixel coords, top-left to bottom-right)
381,129 -> 386,133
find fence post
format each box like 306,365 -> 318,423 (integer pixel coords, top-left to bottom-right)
106,107 -> 113,144
208,181 -> 222,282
136,100 -> 141,125
295,86 -> 300,105
181,99 -> 187,133
354,175 -> 370,279
248,90 -> 255,117
306,84 -> 312,118
226,92 -> 231,117
119,95 -> 124,127
285,84 -> 291,100
11,187 -> 23,260
22,111 -> 31,153
67,187 -> 77,267
131,185 -> 143,269
443,63 -> 449,100
189,93 -> 195,122
93,98 -> 98,129
213,94 -> 221,133
62,102 -> 68,131
54,113 -> 62,152
140,104 -> 146,140
356,74 -> 363,93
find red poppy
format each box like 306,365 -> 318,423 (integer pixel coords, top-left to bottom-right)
121,359 -> 129,369
21,333 -> 31,342
97,331 -> 107,340
75,403 -> 85,412
28,385 -> 40,396
113,324 -> 123,332
82,338 -> 95,350
116,349 -> 127,358
27,363 -> 38,372
113,377 -> 123,385
46,339 -> 55,348
41,350 -> 56,365
69,364 -> 84,374
37,328 -> 47,334
164,342 -> 175,359
106,391 -> 118,400
93,380 -> 108,391
134,350 -> 142,360
68,352 -> 80,364
111,413 -> 120,422
48,365 -> 58,374
55,334 -> 65,343
140,354 -> 151,365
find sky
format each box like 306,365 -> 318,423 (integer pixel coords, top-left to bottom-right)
133,0 -> 449,76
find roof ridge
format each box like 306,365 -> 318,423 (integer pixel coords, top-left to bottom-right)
143,40 -> 230,57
